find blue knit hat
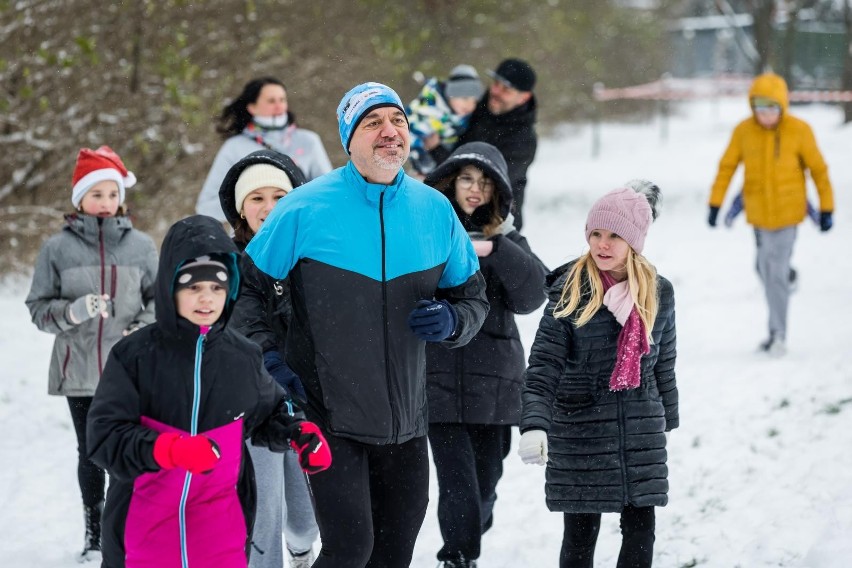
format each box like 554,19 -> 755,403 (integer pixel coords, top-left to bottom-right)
336,82 -> 407,154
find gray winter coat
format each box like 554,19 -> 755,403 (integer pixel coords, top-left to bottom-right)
520,262 -> 678,513
195,127 -> 332,221
26,214 -> 158,396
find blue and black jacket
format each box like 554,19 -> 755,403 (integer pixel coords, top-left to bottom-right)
247,162 -> 489,444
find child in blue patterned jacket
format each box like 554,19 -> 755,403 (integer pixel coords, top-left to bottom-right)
407,64 -> 484,175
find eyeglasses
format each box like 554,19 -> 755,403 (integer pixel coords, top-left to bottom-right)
753,104 -> 781,115
455,174 -> 494,193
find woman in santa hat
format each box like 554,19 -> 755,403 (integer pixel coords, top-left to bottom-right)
25,145 -> 159,563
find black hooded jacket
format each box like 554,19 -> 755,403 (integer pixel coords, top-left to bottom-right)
424,142 -> 547,424
219,150 -> 308,357
431,95 -> 537,230
86,215 -> 300,567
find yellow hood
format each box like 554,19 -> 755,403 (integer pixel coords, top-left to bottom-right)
748,73 -> 789,114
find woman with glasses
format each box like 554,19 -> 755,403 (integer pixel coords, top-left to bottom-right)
422,142 -> 548,568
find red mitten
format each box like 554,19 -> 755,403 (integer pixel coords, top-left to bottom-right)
289,422 -> 332,474
154,432 -> 221,475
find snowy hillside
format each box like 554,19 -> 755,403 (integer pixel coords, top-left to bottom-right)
2,98 -> 850,567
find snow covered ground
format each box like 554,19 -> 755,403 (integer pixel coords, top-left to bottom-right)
2,97 -> 851,567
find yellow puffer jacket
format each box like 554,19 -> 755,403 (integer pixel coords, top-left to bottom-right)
709,73 -> 834,230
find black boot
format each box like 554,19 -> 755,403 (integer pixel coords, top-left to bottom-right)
78,501 -> 103,563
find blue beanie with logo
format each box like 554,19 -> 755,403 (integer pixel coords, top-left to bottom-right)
336,82 -> 407,154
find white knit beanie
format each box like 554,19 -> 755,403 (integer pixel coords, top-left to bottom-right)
234,164 -> 294,214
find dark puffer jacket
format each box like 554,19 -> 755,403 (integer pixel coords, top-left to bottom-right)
520,262 -> 678,513
219,150 -> 307,361
424,142 -> 547,424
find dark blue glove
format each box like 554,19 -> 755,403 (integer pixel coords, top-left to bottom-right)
819,211 -> 833,232
407,299 -> 458,342
708,206 -> 720,228
724,193 -> 743,227
263,350 -> 306,400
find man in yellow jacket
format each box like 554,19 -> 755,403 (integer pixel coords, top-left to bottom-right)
708,72 -> 834,357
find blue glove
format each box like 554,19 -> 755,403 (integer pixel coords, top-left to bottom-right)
407,299 -> 458,342
819,211 -> 833,232
723,193 -> 744,227
806,201 -> 820,225
263,350 -> 306,400
708,206 -> 720,228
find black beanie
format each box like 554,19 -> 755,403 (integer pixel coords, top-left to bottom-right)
174,255 -> 230,292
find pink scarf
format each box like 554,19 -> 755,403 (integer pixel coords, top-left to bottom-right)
600,271 -> 649,391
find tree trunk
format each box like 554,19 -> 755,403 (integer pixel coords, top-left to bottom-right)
781,6 -> 799,89
844,0 -> 852,123
749,0 -> 777,74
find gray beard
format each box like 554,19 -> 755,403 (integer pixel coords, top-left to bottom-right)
372,151 -> 407,171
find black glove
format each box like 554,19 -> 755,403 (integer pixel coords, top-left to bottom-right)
264,350 -> 306,400
407,299 -> 458,342
708,206 -> 720,228
819,211 -> 833,232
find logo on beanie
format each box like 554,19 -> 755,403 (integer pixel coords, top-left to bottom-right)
342,84 -> 386,125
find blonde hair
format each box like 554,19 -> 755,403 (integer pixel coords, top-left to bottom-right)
554,248 -> 658,341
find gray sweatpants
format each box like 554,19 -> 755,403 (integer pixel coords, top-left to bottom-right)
248,441 -> 319,568
754,226 -> 797,341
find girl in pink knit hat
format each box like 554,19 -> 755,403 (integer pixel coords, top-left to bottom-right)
518,182 -> 679,567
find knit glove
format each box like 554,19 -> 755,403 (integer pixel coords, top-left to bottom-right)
289,422 -> 332,474
819,211 -> 833,232
518,429 -> 548,465
153,433 -> 221,475
67,294 -> 110,325
407,299 -> 458,342
707,206 -> 720,228
264,350 -> 306,400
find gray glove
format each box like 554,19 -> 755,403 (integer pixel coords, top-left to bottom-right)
67,294 -> 110,324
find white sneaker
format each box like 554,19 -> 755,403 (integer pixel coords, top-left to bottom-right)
288,549 -> 315,568
759,336 -> 787,358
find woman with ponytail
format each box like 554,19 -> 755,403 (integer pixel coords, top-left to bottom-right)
518,181 -> 678,568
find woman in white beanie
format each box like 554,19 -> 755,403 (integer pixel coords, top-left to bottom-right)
196,76 -> 332,223
218,149 -> 319,568
518,184 -> 678,567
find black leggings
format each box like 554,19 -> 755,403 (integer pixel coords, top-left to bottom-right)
561,505 -> 655,568
66,396 -> 105,507
308,434 -> 429,568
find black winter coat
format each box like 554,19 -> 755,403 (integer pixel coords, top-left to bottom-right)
520,262 -> 678,514
427,227 -> 546,424
86,215 -> 299,567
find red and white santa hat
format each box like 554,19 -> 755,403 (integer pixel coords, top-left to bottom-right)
71,146 -> 137,208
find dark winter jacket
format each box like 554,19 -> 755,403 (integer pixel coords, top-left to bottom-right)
432,95 -> 537,230
246,162 -> 490,445
220,150 -> 308,398
25,214 -> 158,396
423,142 -> 547,424
520,261 -> 678,514
87,215 -> 300,568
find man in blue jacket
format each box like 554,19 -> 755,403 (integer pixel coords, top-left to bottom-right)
246,82 -> 489,568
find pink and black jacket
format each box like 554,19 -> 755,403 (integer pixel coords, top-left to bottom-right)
87,215 -> 299,568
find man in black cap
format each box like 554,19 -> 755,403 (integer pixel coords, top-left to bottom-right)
431,58 -> 538,231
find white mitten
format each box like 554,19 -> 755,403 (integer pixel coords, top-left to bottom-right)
67,294 -> 110,324
518,429 -> 548,465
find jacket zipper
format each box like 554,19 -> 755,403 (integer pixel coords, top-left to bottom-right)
379,190 -> 396,440
179,330 -> 207,568
60,345 -> 71,390
617,391 -> 629,507
97,225 -> 106,375
110,264 -> 117,318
